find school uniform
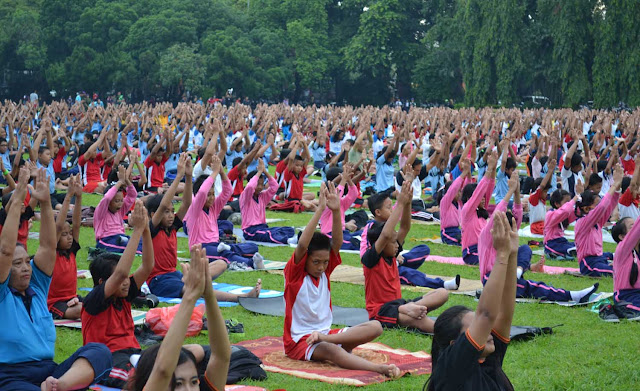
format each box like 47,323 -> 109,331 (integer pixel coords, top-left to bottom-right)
618,188 -> 640,220
575,192 -> 619,276
311,141 -> 326,170
428,329 -> 513,391
543,199 -> 577,258
283,250 -> 345,361
319,184 -> 361,250
147,217 -> 184,298
439,175 -> 467,246
0,203 -> 34,250
528,188 -> 547,235
283,166 -> 306,201
78,153 -> 105,193
144,155 -> 168,191
81,276 -> 141,388
560,166 -> 584,197
613,216 -> 640,310
227,165 -> 245,200
241,175 -> 294,244
359,221 -> 431,268
184,177 -> 258,267
48,241 -> 81,319
0,260 -> 111,390
461,176 -> 495,265
94,184 -> 142,254
375,155 -> 394,193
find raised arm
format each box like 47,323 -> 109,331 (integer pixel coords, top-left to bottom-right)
151,154 -> 187,228
492,213 -> 518,339
132,207 -> 154,289
32,169 -> 56,276
326,182 -> 343,254
374,181 -> 410,254
294,183 -> 328,263
563,134 -> 579,170
176,156 -> 193,221
0,167 -> 28,283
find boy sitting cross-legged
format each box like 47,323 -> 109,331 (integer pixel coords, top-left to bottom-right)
362,180 -> 450,333
284,182 -> 401,378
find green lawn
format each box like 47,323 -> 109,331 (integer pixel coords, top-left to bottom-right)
44,192 -> 640,391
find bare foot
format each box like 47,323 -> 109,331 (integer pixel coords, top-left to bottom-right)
379,364 -> 402,378
401,302 -> 428,319
530,256 -> 545,273
345,221 -> 357,232
306,331 -> 324,345
242,279 -> 262,298
41,377 -> 59,391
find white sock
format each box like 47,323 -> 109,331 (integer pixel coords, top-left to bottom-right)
444,275 -> 461,290
287,235 -> 298,245
517,267 -> 524,279
253,253 -> 265,269
217,242 -> 231,253
570,283 -> 599,302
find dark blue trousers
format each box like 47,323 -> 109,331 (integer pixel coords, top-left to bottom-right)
580,253 -> 614,277
243,224 -> 295,244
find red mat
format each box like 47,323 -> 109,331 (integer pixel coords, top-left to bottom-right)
236,336 -> 431,386
425,255 -> 581,275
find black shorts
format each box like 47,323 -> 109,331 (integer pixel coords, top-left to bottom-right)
49,295 -> 83,319
372,297 -> 422,328
103,348 -> 142,388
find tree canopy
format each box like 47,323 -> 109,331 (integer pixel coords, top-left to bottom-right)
0,0 -> 637,107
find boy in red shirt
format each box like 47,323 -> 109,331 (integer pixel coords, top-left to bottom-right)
362,180 -> 449,334
48,175 -> 83,319
78,130 -> 111,193
283,182 -> 400,378
143,129 -> 172,192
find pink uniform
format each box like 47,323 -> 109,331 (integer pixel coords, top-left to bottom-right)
543,199 -> 577,242
240,176 -> 279,230
93,184 -> 137,240
460,176 -> 495,250
478,200 -> 523,278
319,184 -> 359,234
184,176 -> 232,246
440,175 -> 467,229
613,217 -> 640,292
575,192 -> 620,261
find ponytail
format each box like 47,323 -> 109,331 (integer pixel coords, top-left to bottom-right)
574,190 -> 598,219
630,257 -> 638,286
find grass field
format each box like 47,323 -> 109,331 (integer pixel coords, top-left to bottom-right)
46,190 -> 640,391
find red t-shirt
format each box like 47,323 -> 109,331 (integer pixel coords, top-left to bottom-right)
81,276 -> 140,352
362,247 -> 402,319
284,166 -> 307,201
147,217 -> 182,284
78,153 -> 105,184
53,147 -> 66,173
228,166 -> 245,199
144,155 -> 169,188
276,160 -> 288,189
622,154 -> 636,176
620,188 -> 639,207
48,241 -> 81,309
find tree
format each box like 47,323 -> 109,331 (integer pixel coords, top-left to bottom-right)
158,44 -> 205,99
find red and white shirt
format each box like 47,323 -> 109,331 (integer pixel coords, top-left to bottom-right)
78,153 -> 105,185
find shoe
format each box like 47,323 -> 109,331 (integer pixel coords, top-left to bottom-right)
579,283 -> 599,303
225,319 -> 245,334
614,303 -> 640,321
228,261 -> 251,271
598,304 -> 620,323
228,212 -> 242,226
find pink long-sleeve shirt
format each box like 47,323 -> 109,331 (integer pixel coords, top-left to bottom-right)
575,192 -> 620,261
478,200 -> 523,278
94,184 -> 137,240
460,176 -> 495,250
319,184 -> 359,235
543,199 -> 577,242
440,175 -> 468,229
613,217 -> 640,292
184,176 -> 232,246
240,175 -> 279,230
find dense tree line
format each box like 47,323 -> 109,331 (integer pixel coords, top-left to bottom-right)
0,0 -> 638,107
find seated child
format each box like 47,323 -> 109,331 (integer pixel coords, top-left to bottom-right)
184,155 -> 264,271
143,132 -> 170,192
241,159 -> 295,244
612,216 -> 640,320
528,158 -> 556,235
319,164 -> 362,250
128,244 -> 231,391
543,187 -> 580,259
362,180 -> 451,333
618,158 -> 640,219
426,212 -> 517,390
284,182 -> 401,378
146,154 -> 261,301
438,158 -> 471,246
48,175 -> 84,319
94,165 -> 141,254
78,131 -> 110,193
574,165 -> 624,276
0,188 -> 35,250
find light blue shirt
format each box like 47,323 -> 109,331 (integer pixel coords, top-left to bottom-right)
376,155 -> 394,192
311,142 -> 326,165
494,169 -> 511,204
37,159 -> 56,194
226,150 -> 244,170
0,260 -> 56,364
0,151 -> 11,170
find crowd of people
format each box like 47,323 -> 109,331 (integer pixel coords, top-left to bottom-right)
0,99 -> 639,390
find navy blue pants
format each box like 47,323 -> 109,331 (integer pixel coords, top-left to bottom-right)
398,266 -> 444,289
544,237 -> 576,259
516,245 -> 533,270
218,219 -> 234,236
0,343 -> 112,391
463,244 -> 479,265
615,289 -> 640,311
483,273 -> 571,301
148,271 -> 184,298
441,226 -> 462,246
327,230 -> 363,251
243,224 -> 295,244
202,242 -> 259,267
401,244 -> 431,269
580,253 -> 614,277
96,234 -> 143,254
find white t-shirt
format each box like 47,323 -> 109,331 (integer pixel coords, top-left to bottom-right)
193,160 -> 222,196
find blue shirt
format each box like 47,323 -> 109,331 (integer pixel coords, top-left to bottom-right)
0,260 -> 56,364
375,155 -> 394,192
37,160 -> 56,194
226,150 -> 244,171
164,153 -> 180,174
311,142 -> 326,165
494,169 -> 511,203
0,151 -> 11,170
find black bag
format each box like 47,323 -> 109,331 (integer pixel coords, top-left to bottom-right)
226,345 -> 267,384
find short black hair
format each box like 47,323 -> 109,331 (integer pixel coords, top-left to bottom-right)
368,192 -> 390,215
193,174 -> 209,194
145,194 -> 163,215
505,157 -> 517,171
325,166 -> 342,182
89,252 -> 121,286
367,221 -> 385,246
570,154 -> 583,169
294,155 -> 304,162
549,189 -> 571,209
232,156 -> 243,168
588,173 -> 602,187
308,231 -> 331,255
